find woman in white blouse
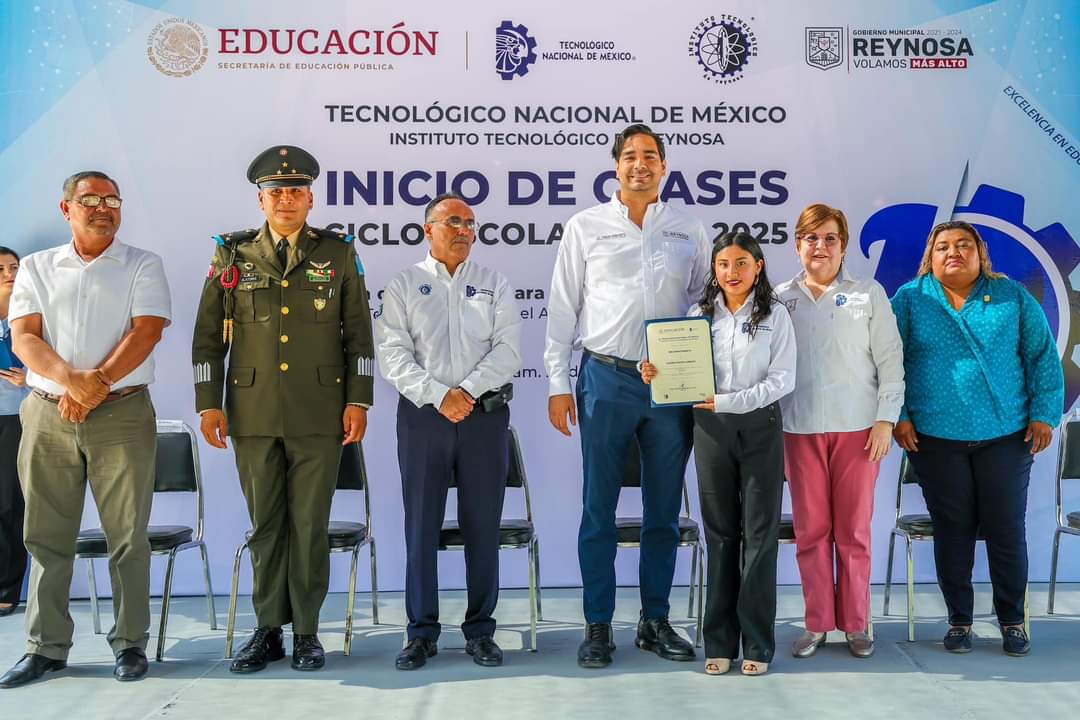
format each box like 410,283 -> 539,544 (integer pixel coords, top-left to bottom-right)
642,231 -> 795,676
775,204 -> 904,660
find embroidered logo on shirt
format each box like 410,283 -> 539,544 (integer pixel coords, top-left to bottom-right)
662,230 -> 690,240
835,293 -> 848,307
598,233 -> 626,241
466,285 -> 495,298
419,283 -> 432,296
742,321 -> 772,334
783,298 -> 797,312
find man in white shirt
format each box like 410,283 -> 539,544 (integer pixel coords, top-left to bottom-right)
545,125 -> 711,668
377,193 -> 522,670
0,171 -> 170,688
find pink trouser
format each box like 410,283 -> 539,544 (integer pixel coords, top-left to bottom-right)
784,430 -> 879,633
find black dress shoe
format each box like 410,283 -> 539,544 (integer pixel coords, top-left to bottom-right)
0,654 -> 67,689
1002,626 -> 1030,656
465,635 -> 504,667
0,603 -> 18,617
577,622 -> 615,669
114,648 -> 148,682
635,613 -> 695,661
395,638 -> 437,670
230,626 -> 285,673
943,626 -> 973,653
291,634 -> 325,671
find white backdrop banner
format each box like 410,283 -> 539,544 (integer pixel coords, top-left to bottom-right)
2,0 -> 1078,598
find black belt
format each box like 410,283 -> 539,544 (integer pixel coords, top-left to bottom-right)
584,349 -> 639,371
474,383 -> 513,413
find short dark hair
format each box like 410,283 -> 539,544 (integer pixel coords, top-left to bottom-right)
611,123 -> 665,161
62,171 -> 120,201
424,191 -> 468,222
0,246 -> 19,262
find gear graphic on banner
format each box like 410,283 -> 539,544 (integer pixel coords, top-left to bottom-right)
861,184 -> 1080,409
688,14 -> 758,84
495,20 -> 538,80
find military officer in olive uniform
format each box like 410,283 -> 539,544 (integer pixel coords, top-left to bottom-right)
192,146 -> 375,673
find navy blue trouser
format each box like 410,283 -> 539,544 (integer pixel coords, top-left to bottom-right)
907,430 -> 1033,626
576,353 -> 694,624
397,395 -> 509,642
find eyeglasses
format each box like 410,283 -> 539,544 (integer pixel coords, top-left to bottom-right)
933,240 -> 976,253
74,194 -> 122,209
797,233 -> 841,247
430,215 -> 477,232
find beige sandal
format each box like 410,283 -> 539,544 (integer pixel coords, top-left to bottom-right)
741,660 -> 768,676
704,658 -> 731,675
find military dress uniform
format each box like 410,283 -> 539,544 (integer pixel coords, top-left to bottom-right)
192,147 -> 375,669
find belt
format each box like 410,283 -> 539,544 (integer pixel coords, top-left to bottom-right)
33,385 -> 147,404
584,349 -> 639,371
474,383 -> 513,413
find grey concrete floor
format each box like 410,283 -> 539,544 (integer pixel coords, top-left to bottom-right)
0,584 -> 1078,720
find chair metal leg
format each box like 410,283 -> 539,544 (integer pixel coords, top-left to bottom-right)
906,537 -> 915,642
883,531 -> 897,616
533,537 -> 543,622
198,542 -> 217,630
527,538 -> 537,651
344,545 -> 361,656
695,541 -> 704,648
1023,584 -> 1031,639
368,538 -> 380,625
1048,529 -> 1062,614
867,584 -> 875,642
225,543 -> 247,659
156,549 -> 178,662
87,559 -> 102,635
687,543 -> 699,618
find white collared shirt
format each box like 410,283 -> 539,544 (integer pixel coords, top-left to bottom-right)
376,253 -> 522,409
774,269 -> 905,434
9,239 -> 172,395
544,193 -> 711,395
691,298 -> 796,414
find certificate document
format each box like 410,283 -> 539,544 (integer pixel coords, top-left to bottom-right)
645,316 -> 716,407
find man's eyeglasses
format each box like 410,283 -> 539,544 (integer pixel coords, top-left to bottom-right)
797,233 -> 841,247
74,194 -> 123,209
431,215 -> 477,232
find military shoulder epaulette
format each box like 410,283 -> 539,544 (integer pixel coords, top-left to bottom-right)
309,227 -> 354,243
213,228 -> 260,246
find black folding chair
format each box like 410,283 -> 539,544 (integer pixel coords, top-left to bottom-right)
76,420 -> 216,661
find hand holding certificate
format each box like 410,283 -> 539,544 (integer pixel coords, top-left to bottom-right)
642,317 -> 716,407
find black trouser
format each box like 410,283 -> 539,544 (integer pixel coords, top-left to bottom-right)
0,414 -> 27,605
907,430 -> 1033,626
693,403 -> 784,662
397,396 -> 509,642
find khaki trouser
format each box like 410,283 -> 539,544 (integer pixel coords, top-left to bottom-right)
233,435 -> 341,634
18,390 -> 156,660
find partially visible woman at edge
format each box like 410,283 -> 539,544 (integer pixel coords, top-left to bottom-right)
641,231 -> 796,676
892,220 -> 1064,657
0,247 -> 28,617
775,204 -> 905,660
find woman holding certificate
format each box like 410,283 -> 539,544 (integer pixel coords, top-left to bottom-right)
0,246 -> 28,618
775,204 -> 904,660
641,231 -> 795,676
